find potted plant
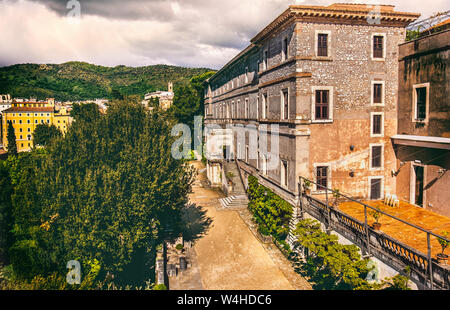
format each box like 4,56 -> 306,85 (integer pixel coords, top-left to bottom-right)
370,209 -> 383,231
436,231 -> 449,264
332,188 -> 340,208
303,179 -> 312,195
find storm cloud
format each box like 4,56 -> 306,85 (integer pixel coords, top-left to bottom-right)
0,0 -> 447,69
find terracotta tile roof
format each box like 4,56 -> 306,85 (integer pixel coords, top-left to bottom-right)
3,107 -> 55,113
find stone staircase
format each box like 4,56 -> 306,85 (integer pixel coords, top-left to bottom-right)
218,195 -> 249,210
218,161 -> 249,210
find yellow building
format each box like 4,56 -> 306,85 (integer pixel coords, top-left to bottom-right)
2,99 -> 72,152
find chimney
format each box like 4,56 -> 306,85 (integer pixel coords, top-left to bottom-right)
168,82 -> 173,93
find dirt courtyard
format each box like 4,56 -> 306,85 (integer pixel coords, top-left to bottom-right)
186,161 -> 310,290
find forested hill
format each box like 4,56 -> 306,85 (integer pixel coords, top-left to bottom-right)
0,62 -> 214,101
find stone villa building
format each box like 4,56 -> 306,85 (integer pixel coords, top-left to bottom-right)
204,3 -> 420,206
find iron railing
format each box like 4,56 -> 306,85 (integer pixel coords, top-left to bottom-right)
298,176 -> 450,290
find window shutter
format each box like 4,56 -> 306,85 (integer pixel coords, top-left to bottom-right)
373,36 -> 383,58
315,90 -> 329,120
373,83 -> 382,104
373,114 -> 382,135
370,179 -> 381,200
318,34 -> 328,57
416,87 -> 427,120
371,146 -> 382,168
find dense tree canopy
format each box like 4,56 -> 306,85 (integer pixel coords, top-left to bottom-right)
171,71 -> 215,131
1,99 -> 196,287
0,62 -> 214,101
33,124 -> 62,147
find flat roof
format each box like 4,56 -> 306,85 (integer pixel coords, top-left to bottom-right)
391,134 -> 450,150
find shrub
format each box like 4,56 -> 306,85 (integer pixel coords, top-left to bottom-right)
292,218 -> 372,290
153,284 -> 167,290
175,244 -> 184,251
247,176 -> 293,241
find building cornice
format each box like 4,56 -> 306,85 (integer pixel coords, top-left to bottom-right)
251,4 -> 420,44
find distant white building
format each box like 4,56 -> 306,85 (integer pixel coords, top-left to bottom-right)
0,94 -> 12,113
143,82 -> 174,110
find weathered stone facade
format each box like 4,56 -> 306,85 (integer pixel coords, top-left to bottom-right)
204,4 -> 420,204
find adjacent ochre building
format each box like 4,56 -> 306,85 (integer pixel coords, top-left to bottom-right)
393,26 -> 450,216
2,98 -> 72,152
204,4 -> 420,206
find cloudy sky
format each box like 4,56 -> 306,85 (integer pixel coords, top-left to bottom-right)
0,0 -> 448,69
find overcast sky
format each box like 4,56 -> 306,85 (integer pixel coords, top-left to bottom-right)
0,0 -> 448,69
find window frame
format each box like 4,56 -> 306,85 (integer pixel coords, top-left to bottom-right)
281,159 -> 288,188
263,49 -> 269,71
262,93 -> 268,119
315,30 -> 331,58
245,98 -> 249,119
281,88 -> 289,120
311,86 -> 334,123
412,83 -> 430,123
282,36 -> 289,61
369,143 -> 384,171
371,33 -> 386,61
370,112 -> 384,138
313,163 -> 331,193
368,176 -> 384,200
371,80 -> 385,106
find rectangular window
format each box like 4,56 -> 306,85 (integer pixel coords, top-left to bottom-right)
237,100 -> 241,118
245,98 -> 249,119
318,34 -> 328,57
282,89 -> 289,120
373,83 -> 383,104
372,114 -> 383,136
282,37 -> 288,61
281,160 -> 288,187
373,36 -> 384,59
263,50 -> 268,71
245,67 -> 249,84
316,166 -> 328,190
370,178 -> 382,200
371,145 -> 382,169
315,90 -> 329,120
262,93 -> 268,119
415,87 -> 427,120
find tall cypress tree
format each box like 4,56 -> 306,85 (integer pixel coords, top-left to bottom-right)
6,120 -> 17,155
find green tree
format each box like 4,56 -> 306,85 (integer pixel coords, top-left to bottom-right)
33,124 -> 62,147
7,99 -> 195,287
6,121 -> 17,155
171,71 -> 215,131
292,218 -> 371,290
70,102 -> 101,124
0,161 -> 13,264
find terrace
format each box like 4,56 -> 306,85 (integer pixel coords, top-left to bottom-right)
298,176 -> 450,290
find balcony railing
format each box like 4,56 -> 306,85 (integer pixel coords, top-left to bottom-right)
297,176 -> 450,290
